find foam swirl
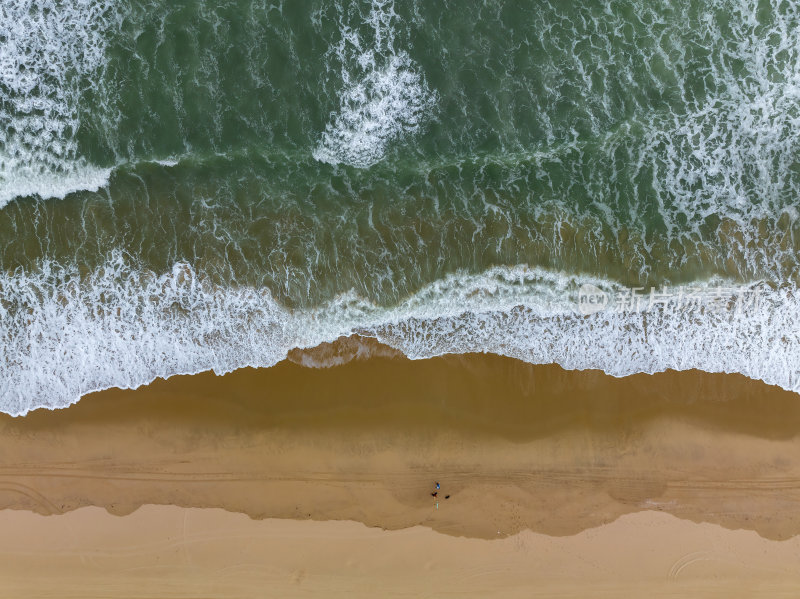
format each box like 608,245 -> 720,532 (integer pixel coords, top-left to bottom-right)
313,0 -> 437,168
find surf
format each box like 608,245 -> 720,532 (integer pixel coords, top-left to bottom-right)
1,253 -> 795,416
0,0 -> 120,207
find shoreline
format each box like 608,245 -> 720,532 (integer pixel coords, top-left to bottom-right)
6,261 -> 800,418
2,345 -> 800,540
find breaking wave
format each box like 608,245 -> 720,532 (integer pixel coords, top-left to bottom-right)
1,253 -> 796,416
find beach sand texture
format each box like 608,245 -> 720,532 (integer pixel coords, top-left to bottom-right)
2,346 -> 800,595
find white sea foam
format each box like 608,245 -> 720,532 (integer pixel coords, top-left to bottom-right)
153,158 -> 180,168
1,254 -> 797,416
640,0 -> 800,233
0,0 -> 118,207
313,0 -> 437,168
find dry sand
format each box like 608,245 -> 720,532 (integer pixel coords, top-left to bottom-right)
1,339 -> 800,595
2,507 -> 800,598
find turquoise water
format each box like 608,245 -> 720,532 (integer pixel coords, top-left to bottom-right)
1,0 -> 800,414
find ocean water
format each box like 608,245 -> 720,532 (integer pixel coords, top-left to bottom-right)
2,0 -> 800,415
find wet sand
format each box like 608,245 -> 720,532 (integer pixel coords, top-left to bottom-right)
2,339 -> 800,594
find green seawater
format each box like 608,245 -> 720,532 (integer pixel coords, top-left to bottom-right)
2,0 -> 800,413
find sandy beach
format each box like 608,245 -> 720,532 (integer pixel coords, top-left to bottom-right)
2,507 -> 800,598
1,341 -> 800,595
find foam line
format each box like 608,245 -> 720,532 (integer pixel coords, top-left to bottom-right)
0,254 -> 794,416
